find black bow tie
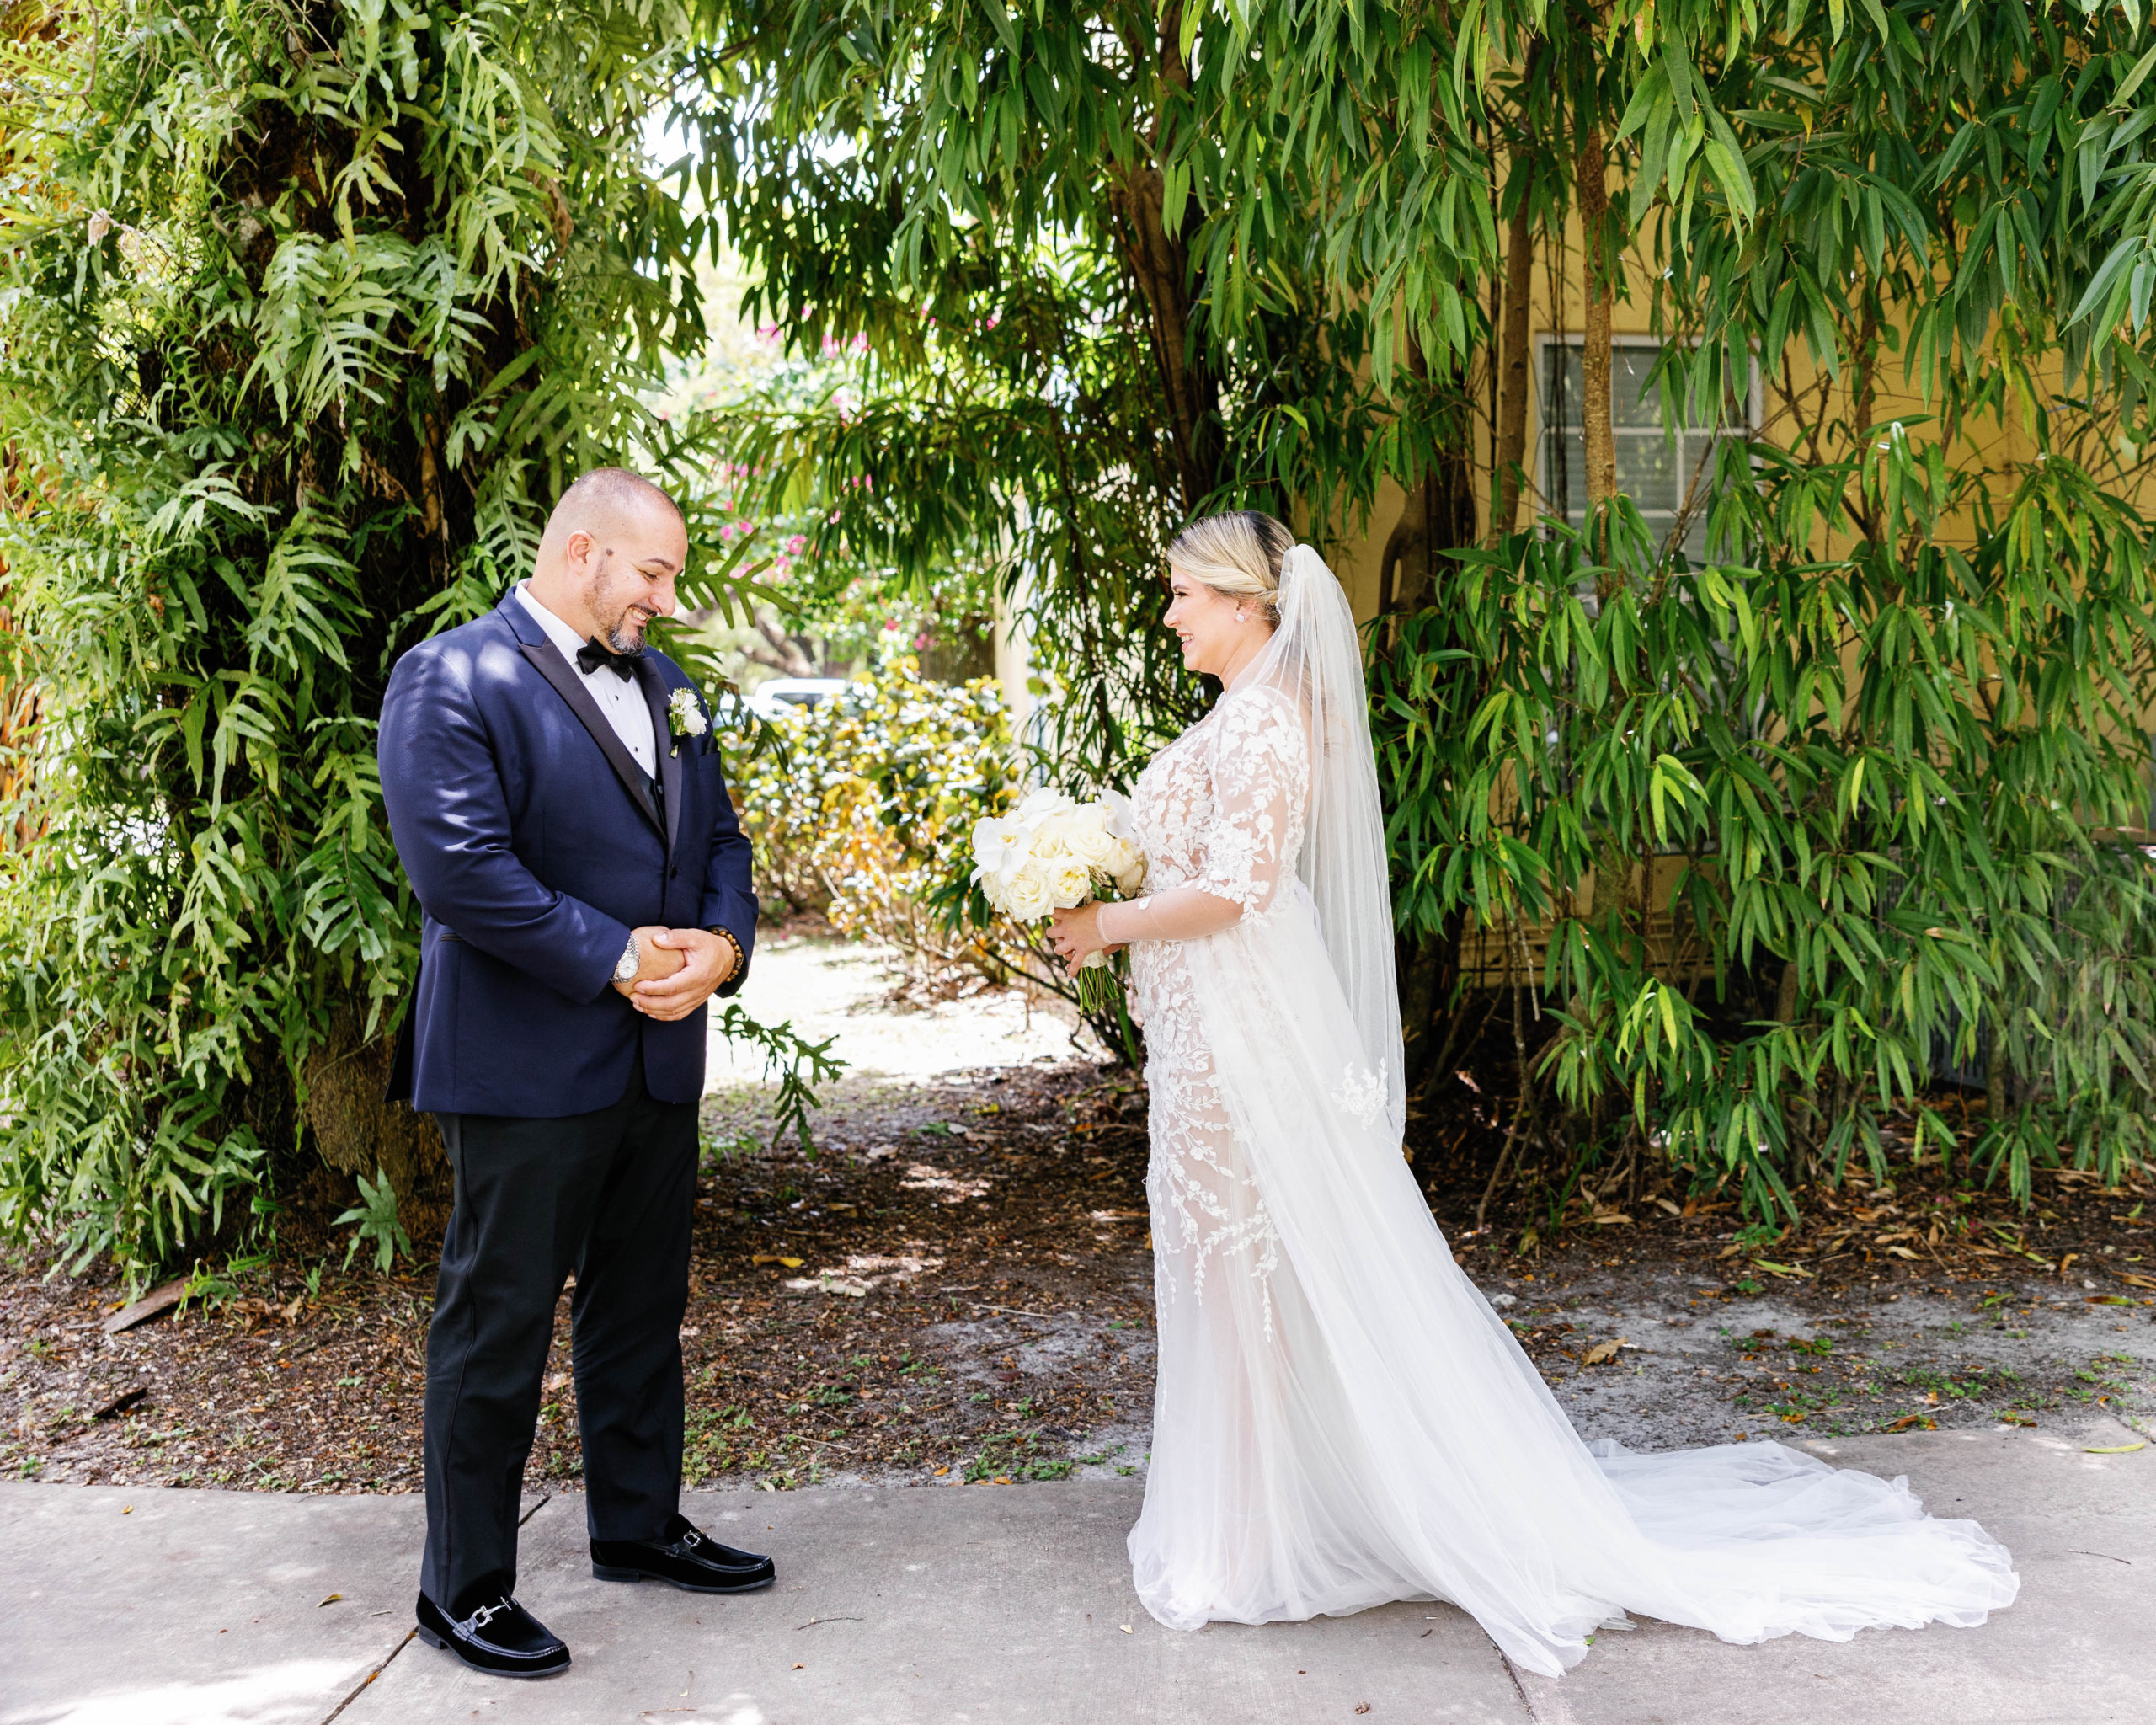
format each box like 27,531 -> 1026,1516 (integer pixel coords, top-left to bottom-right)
575,637 -> 638,681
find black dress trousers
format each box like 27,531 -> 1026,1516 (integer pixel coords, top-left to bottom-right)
421,1056 -> 697,1617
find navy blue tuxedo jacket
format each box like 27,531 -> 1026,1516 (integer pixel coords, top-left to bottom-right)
377,592 -> 757,1116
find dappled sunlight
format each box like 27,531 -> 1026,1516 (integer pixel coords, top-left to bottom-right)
2,1657 -> 362,1725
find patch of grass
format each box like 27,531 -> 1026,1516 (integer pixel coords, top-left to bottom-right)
963,1429 -> 1075,1482
684,1403 -> 757,1478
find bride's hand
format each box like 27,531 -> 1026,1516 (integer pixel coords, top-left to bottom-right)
1047,902 -> 1123,972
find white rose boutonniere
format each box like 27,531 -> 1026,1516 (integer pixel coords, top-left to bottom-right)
667,686 -> 709,749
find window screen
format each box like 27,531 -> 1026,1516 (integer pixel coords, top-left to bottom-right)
1540,341 -> 1747,559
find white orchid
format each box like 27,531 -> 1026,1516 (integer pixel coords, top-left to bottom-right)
970,814 -> 1027,884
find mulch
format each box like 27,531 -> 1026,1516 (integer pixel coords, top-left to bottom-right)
0,1063 -> 1160,1493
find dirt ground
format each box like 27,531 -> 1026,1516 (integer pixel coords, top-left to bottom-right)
4,1044 -> 2153,1498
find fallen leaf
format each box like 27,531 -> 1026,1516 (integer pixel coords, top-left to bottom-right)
1883,1246 -> 1920,1260
2116,1272 -> 2156,1290
752,1255 -> 805,1269
1356,1707 -> 1374,1717
318,1594 -> 343,1607
1582,1338 -> 1626,1366
1753,1260 -> 1815,1280
792,1662 -> 804,1670
1118,1624 -> 1132,1634
1885,1414 -> 1937,1433
2084,1441 -> 2147,1455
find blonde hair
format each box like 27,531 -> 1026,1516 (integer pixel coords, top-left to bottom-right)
1166,510 -> 1294,620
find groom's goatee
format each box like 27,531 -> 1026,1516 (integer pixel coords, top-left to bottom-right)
605,628 -> 648,656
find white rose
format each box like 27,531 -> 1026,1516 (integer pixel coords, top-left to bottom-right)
1062,809 -> 1118,867
1112,852 -> 1146,895
1049,858 -> 1093,908
1001,864 -> 1055,921
1028,811 -> 1075,856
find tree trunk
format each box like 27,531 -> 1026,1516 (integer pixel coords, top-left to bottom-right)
1113,3 -> 1218,515
1378,478 -> 1429,615
1494,168 -> 1536,538
1575,122 -> 1617,581
302,1003 -> 446,1199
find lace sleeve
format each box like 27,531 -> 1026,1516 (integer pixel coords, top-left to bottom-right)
1097,690 -> 1307,945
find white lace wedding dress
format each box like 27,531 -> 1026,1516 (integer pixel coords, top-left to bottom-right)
1099,547 -> 2018,1677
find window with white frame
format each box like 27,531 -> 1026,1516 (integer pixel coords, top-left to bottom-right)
1538,338 -> 1752,559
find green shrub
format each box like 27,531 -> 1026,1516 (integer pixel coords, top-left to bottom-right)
0,2 -> 788,1285
733,659 -> 1019,987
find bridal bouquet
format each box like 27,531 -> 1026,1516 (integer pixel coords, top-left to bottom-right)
970,788 -> 1143,1009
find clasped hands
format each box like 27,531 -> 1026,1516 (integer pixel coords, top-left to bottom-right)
612,927 -> 739,1021
1046,901 -> 1124,975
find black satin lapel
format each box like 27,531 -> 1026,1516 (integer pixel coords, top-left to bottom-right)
518,642 -> 662,838
639,660 -> 684,855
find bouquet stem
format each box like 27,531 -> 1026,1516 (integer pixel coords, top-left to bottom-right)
1075,950 -> 1126,1021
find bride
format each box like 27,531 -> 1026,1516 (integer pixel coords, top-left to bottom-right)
1044,510 -> 2017,1676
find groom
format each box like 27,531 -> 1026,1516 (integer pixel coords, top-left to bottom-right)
378,467 -> 770,1680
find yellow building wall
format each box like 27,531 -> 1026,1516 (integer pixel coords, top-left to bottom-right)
1324,217 -> 2052,621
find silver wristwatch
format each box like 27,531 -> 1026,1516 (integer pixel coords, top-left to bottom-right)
612,935 -> 641,984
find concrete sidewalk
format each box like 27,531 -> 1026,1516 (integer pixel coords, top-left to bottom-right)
1,1420 -> 2146,1725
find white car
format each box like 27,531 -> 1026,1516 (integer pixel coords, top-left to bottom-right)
744,677 -> 849,722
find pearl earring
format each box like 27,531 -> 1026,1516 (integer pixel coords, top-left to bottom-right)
1235,607 -> 1247,622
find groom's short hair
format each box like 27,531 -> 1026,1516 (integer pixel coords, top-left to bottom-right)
543,467 -> 681,547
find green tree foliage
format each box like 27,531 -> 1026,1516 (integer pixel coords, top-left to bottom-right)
0,1 -> 794,1282
688,0 -> 1398,788
1321,1 -> 2156,1210
698,0 -> 2156,1214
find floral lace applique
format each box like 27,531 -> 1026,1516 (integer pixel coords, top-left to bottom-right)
1334,1062 -> 1388,1128
1123,687 -> 1310,1330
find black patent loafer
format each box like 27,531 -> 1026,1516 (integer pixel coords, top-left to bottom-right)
414,1591 -> 570,1680
590,1514 -> 776,1593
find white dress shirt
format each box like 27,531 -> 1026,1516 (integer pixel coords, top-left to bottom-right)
515,581 -> 657,777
